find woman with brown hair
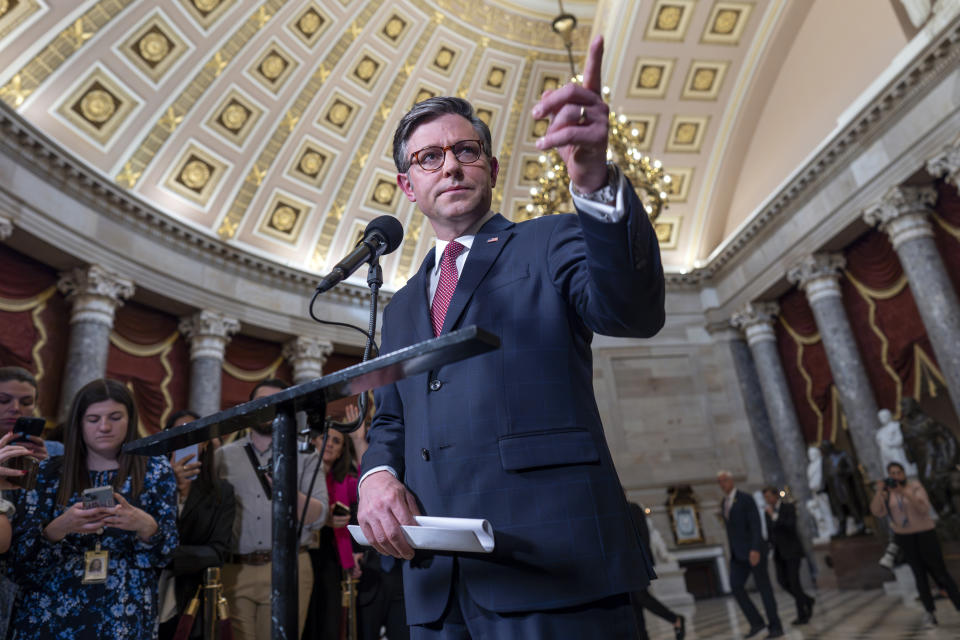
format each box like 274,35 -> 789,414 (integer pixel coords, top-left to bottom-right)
10,378 -> 178,639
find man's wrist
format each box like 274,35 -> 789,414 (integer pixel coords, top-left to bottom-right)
571,164 -> 617,203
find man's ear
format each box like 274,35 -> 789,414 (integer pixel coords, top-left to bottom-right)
397,173 -> 417,203
489,157 -> 499,189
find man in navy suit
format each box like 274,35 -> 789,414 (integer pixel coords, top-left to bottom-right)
717,472 -> 784,639
357,36 -> 665,637
762,487 -> 814,625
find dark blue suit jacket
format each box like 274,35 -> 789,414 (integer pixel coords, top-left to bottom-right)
723,490 -> 765,563
362,183 -> 665,624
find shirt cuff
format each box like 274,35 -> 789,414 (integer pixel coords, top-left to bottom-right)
359,465 -> 398,490
570,165 -> 627,223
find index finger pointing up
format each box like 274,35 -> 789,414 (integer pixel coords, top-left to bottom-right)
582,35 -> 604,94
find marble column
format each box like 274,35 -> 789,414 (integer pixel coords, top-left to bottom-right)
715,328 -> 787,488
178,310 -> 240,418
282,336 -> 333,385
0,216 -> 12,241
56,265 -> 135,421
864,186 -> 960,421
787,254 -> 885,480
731,302 -> 816,545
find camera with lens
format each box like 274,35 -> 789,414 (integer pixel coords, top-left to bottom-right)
883,477 -> 902,489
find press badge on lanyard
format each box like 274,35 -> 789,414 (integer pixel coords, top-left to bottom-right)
83,540 -> 108,584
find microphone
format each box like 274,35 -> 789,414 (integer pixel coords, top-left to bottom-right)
315,215 -> 404,293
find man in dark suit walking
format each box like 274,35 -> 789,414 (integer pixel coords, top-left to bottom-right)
717,472 -> 783,639
357,35 -> 665,638
762,487 -> 814,625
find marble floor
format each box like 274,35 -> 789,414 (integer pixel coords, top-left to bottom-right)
642,588 -> 960,639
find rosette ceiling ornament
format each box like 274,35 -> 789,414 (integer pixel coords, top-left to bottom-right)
528,1 -> 670,222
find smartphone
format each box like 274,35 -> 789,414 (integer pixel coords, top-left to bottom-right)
13,417 -> 46,443
332,501 -> 350,517
173,443 -> 199,464
82,485 -> 116,509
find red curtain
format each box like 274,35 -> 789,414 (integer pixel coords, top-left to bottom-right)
106,301 -> 190,436
220,334 -> 293,410
0,245 -> 70,420
775,289 -> 837,444
840,230 -> 939,416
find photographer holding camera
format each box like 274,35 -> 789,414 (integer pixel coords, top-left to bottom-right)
870,461 -> 960,627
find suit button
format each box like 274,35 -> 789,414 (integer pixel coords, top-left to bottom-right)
421,448 -> 430,461
429,379 -> 442,392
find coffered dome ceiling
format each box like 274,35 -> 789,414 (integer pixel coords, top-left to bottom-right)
0,0 -> 911,287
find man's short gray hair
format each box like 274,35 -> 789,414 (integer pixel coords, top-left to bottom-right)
392,96 -> 493,173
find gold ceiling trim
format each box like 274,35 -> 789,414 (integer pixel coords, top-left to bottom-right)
432,0 -> 591,49
116,0 -> 288,189
491,54 -> 536,214
218,0 -> 385,241
0,0 -> 134,109
311,10 -> 438,269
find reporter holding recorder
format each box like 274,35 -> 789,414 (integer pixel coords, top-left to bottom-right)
10,378 -> 177,639
870,461 -> 960,627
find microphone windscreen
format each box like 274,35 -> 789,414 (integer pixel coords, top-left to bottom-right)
365,215 -> 404,254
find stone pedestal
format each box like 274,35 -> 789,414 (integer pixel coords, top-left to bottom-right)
828,536 -> 890,589
649,560 -> 696,608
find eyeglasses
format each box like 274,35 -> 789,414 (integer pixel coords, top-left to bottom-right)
409,139 -> 483,172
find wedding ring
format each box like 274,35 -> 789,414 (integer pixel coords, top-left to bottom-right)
578,105 -> 587,125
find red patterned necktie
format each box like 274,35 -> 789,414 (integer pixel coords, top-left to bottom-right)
431,241 -> 464,336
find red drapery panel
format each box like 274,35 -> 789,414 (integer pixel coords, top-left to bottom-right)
0,244 -> 70,420
324,353 -> 363,418
106,301 -> 190,436
775,288 -> 837,444
221,335 -> 293,410
840,230 -> 940,416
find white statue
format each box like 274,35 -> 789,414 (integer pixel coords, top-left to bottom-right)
876,409 -> 919,476
646,515 -> 675,565
806,445 -> 838,542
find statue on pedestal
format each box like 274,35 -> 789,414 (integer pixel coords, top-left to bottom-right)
819,441 -> 867,536
806,445 -> 838,542
900,397 -> 960,516
876,408 -> 919,477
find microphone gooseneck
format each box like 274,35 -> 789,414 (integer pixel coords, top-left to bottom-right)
315,215 -> 403,294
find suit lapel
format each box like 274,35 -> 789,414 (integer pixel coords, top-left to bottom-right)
440,214 -> 514,335
407,248 -> 435,342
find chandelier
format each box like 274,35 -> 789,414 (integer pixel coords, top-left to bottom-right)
526,3 -> 670,223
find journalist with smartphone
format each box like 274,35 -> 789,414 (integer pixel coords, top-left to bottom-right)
0,366 -> 63,459
9,378 -> 178,639
157,410 -> 235,640
870,461 -> 960,627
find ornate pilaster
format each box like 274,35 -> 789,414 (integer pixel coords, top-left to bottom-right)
56,265 -> 135,421
0,216 -> 12,240
864,186 -> 960,421
179,310 -> 240,417
282,336 -> 333,385
926,142 -> 960,188
710,326 -> 786,488
731,302 -> 815,546
787,254 -> 884,480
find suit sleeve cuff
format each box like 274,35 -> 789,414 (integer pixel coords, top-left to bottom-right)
359,465 -> 398,490
571,165 -> 627,223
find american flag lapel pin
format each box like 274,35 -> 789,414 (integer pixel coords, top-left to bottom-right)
487,236 -> 498,243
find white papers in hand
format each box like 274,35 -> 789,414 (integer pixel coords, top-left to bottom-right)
348,516 -> 495,553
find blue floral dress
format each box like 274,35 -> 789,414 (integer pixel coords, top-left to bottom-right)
9,456 -> 178,639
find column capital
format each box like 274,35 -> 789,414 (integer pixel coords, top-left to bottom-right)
0,216 -> 12,240
283,336 -> 334,384
787,253 -> 846,304
730,302 -> 780,346
178,310 -> 240,361
57,265 -> 135,326
926,142 -> 960,188
863,185 -> 936,249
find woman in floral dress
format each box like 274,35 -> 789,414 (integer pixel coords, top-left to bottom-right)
10,378 -> 177,639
